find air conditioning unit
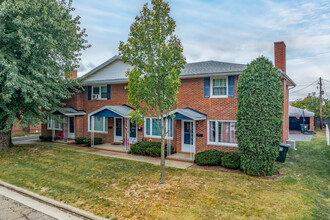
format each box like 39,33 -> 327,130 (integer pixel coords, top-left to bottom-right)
92,94 -> 99,100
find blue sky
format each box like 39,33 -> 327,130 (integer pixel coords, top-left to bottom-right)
72,0 -> 330,101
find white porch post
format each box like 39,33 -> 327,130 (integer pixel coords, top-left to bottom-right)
52,119 -> 55,142
125,118 -> 130,152
91,116 -> 94,147
167,118 -> 171,157
190,120 -> 194,161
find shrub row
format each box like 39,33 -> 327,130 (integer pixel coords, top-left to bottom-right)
195,149 -> 240,169
130,141 -> 175,157
75,137 -> 102,146
39,135 -> 52,142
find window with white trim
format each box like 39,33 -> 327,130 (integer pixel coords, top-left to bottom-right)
211,76 -> 228,97
208,120 -> 237,146
89,116 -> 108,133
145,117 -> 173,138
92,85 -> 107,100
47,115 -> 63,130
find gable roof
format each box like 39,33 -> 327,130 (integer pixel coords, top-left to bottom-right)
81,55 -> 295,86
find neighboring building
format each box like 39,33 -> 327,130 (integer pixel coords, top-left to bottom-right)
42,42 -> 295,153
12,121 -> 41,134
289,105 -> 315,131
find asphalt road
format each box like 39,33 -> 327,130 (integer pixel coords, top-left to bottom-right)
12,135 -> 40,144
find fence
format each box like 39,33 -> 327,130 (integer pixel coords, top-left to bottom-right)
326,124 -> 329,146
314,117 -> 330,129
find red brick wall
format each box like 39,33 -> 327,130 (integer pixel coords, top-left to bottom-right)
309,116 -> 315,131
42,74 -> 288,153
282,79 -> 289,143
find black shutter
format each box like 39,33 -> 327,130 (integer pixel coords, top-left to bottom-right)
228,76 -> 235,97
204,77 -> 210,98
107,84 -> 111,100
88,86 -> 91,100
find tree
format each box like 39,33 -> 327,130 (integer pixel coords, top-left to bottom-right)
291,94 -> 330,118
0,0 -> 89,151
119,0 -> 186,184
236,57 -> 283,176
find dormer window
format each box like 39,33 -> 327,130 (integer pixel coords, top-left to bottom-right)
92,85 -> 107,100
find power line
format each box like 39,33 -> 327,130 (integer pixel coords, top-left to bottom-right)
291,79 -> 318,94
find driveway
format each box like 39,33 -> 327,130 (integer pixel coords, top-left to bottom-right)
12,135 -> 40,144
288,130 -> 313,142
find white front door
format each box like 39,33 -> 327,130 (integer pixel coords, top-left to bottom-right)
68,116 -> 75,139
129,120 -> 138,144
181,120 -> 195,153
114,118 -> 123,143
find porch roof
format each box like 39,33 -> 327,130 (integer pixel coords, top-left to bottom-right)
52,107 -> 86,116
169,107 -> 207,120
89,105 -> 134,118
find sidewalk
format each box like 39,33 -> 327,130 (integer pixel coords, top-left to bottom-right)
0,185 -> 82,220
74,146 -> 193,169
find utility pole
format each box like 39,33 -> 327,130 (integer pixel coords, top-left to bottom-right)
319,77 -> 323,130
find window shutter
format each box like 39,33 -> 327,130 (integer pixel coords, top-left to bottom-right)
228,76 -> 235,97
204,77 -> 210,98
88,86 -> 91,100
107,84 -> 111,100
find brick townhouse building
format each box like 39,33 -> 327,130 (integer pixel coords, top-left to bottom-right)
42,41 -> 295,154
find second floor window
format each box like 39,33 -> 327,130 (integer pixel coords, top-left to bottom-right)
92,85 -> 107,100
211,77 -> 227,97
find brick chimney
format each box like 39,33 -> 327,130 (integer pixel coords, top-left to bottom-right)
274,41 -> 286,73
69,70 -> 78,79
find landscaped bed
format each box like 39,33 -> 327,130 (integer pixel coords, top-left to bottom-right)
0,131 -> 328,219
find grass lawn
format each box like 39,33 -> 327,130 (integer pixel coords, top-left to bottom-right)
12,132 -> 40,138
0,132 -> 329,219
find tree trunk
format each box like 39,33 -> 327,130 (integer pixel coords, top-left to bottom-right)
160,116 -> 166,184
0,124 -> 13,152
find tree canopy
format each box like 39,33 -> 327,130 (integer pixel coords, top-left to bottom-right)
118,0 -> 186,183
0,0 -> 89,150
291,94 -> 330,118
236,56 -> 283,176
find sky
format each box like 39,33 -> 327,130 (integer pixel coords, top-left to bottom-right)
72,0 -> 330,101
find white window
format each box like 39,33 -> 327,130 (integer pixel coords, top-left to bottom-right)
88,116 -> 108,133
144,117 -> 173,138
92,85 -> 107,100
211,76 -> 228,98
47,115 -> 63,130
207,120 -> 237,147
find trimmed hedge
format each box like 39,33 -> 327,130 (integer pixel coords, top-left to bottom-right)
237,56 -> 283,176
39,135 -> 52,142
75,137 -> 86,144
83,138 -> 103,146
221,152 -> 240,169
130,141 -> 174,157
195,150 -> 225,166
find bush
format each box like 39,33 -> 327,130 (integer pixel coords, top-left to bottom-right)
195,150 -> 225,166
237,57 -> 284,176
83,138 -> 103,146
39,135 -> 52,142
75,137 -> 86,144
130,141 -> 174,157
221,152 -> 240,169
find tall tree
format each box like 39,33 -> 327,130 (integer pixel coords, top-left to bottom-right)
119,0 -> 186,184
0,0 -> 89,151
236,57 -> 283,176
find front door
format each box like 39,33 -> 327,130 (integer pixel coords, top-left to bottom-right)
114,118 -> 123,143
129,120 -> 138,144
68,116 -> 75,139
181,120 -> 195,153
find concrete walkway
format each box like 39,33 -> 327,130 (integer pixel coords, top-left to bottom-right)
74,147 -> 193,169
0,186 -> 82,220
288,130 -> 313,142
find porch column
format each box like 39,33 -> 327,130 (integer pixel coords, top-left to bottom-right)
91,116 -> 94,147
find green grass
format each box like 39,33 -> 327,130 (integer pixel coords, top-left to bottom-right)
0,131 -> 329,219
12,132 -> 40,138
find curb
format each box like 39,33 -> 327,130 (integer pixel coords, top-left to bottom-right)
0,180 -> 107,220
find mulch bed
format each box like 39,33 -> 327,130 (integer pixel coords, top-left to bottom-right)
190,164 -> 283,180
